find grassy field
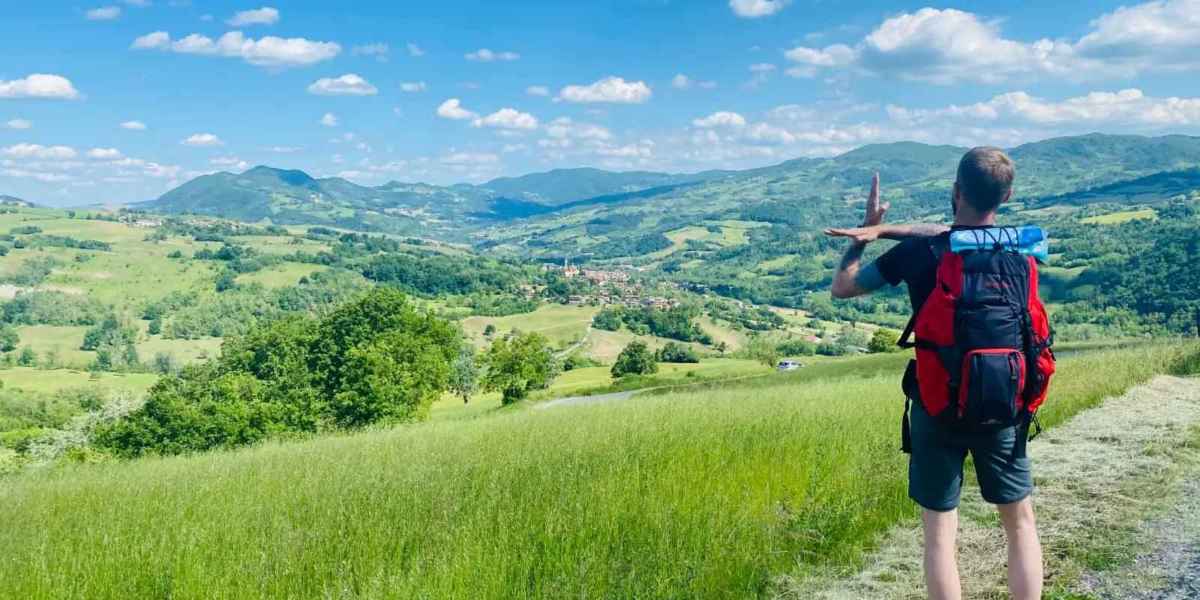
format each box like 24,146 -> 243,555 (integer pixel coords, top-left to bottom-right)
1080,207 -> 1158,225
1,342 -> 1193,598
462,304 -> 598,350
0,367 -> 158,395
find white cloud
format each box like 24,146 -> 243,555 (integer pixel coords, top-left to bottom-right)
692,111 -> 747,128
441,152 -> 499,165
182,133 -> 223,147
319,112 -> 338,127
86,6 -> 122,20
227,7 -> 279,27
120,120 -> 147,130
4,119 -> 32,130
526,85 -> 550,97
124,0 -> 150,6
131,31 -> 340,68
352,43 -> 389,62
729,0 -> 789,18
87,148 -> 123,160
783,2 -> 1200,85
266,146 -> 301,153
472,108 -> 539,130
2,144 -> 78,159
436,98 -> 478,120
0,74 -> 81,100
211,156 -> 249,170
671,74 -> 691,89
544,117 -> 612,142
407,42 -> 425,57
465,48 -> 520,62
400,81 -> 427,92
558,77 -> 652,104
307,74 -> 378,96
887,88 -> 1200,128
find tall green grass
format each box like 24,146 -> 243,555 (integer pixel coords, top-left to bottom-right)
0,343 -> 1194,599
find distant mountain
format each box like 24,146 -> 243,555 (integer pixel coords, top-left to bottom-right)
0,194 -> 35,207
143,166 -> 495,238
479,167 -> 725,206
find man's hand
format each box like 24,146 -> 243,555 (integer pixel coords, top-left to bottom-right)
862,172 -> 889,227
824,225 -> 880,244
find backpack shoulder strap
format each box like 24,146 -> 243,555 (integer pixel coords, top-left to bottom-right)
896,235 -> 950,350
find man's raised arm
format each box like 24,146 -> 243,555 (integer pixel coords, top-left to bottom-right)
826,174 -> 948,299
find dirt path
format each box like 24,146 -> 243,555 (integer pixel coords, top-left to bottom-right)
776,375 -> 1200,599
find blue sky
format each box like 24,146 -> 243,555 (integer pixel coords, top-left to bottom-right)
3,0 -> 1200,206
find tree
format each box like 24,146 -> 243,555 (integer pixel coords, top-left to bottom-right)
0,324 -> 18,352
17,346 -> 37,367
147,317 -> 163,336
449,346 -> 480,404
153,352 -> 178,375
745,335 -> 780,369
612,340 -> 658,378
716,341 -> 728,356
592,308 -> 624,331
483,324 -> 497,338
482,332 -> 557,404
868,328 -> 900,353
656,341 -> 699,363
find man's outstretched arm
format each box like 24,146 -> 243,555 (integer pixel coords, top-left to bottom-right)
829,173 -> 893,299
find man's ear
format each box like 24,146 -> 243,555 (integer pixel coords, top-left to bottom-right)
1001,188 -> 1013,204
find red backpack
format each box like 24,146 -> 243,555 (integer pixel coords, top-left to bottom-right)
898,238 -> 1056,456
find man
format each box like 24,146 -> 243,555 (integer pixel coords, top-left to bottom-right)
826,147 -> 1043,600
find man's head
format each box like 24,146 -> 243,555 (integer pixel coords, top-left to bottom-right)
953,147 -> 1014,220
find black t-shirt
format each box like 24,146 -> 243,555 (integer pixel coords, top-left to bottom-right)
874,225 -> 992,313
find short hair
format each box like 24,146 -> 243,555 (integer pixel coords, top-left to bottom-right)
956,147 -> 1014,213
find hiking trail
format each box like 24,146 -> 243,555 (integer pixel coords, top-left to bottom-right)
775,375 -> 1200,599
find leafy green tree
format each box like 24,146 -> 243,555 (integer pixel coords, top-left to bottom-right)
147,317 -> 163,336
483,324 -> 497,338
0,324 -> 18,352
868,329 -> 900,353
153,352 -> 178,375
656,341 -> 699,363
81,315 -> 137,351
777,339 -> 817,356
17,346 -> 37,367
745,335 -> 781,369
482,332 -> 557,404
612,340 -> 658,378
592,308 -> 624,331
449,346 -> 480,404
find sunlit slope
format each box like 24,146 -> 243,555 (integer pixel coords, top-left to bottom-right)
2,344 -> 1194,599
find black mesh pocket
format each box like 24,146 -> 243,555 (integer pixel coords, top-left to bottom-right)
959,349 -> 1024,428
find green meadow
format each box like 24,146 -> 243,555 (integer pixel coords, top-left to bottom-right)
2,342 -> 1194,599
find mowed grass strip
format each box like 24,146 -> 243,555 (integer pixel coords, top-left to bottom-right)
0,344 -> 1191,599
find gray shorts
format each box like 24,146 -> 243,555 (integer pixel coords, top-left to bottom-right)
908,404 -> 1034,511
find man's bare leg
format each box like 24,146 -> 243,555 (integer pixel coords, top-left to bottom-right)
922,508 -> 962,600
997,497 -> 1043,600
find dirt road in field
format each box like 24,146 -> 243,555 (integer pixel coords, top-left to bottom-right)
776,375 -> 1200,599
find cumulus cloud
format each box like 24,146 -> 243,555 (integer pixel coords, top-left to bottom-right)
307,74 -> 378,96
887,88 -> 1200,128
352,43 -> 389,62
436,98 -> 478,120
182,133 -> 223,147
319,112 -> 338,127
211,156 -> 249,170
2,143 -> 78,159
227,7 -> 279,27
465,48 -> 520,62
131,31 -> 340,68
87,148 -> 123,160
86,6 -> 122,20
729,0 -> 789,18
544,117 -> 612,142
784,1 -> 1200,85
472,108 -> 539,130
4,119 -> 32,130
400,81 -> 427,92
120,120 -> 147,130
0,74 -> 80,100
526,85 -> 550,97
692,111 -> 747,128
441,152 -> 499,165
558,77 -> 652,104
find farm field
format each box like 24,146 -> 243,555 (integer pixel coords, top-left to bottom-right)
2,342 -> 1193,598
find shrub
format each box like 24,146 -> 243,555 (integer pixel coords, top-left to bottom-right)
867,329 -> 901,353
776,339 -> 816,357
612,341 -> 658,378
482,332 -> 558,404
656,342 -> 699,364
